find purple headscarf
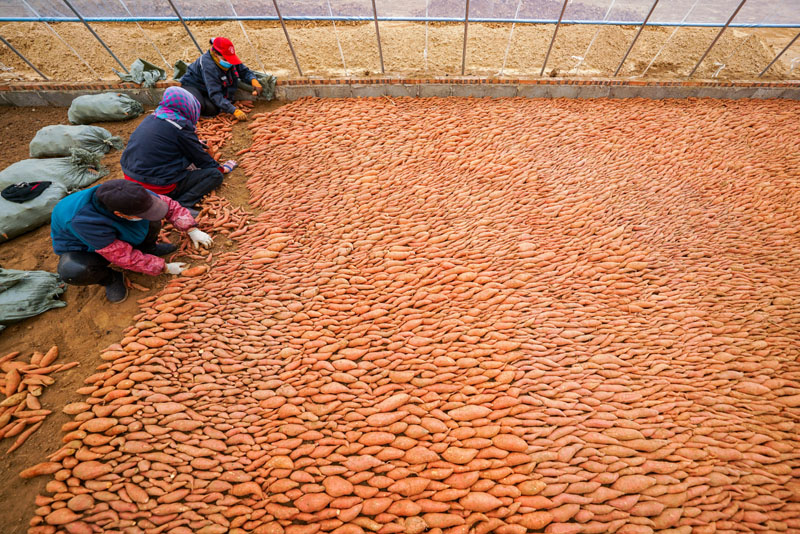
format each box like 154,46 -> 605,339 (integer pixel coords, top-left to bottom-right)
154,87 -> 200,130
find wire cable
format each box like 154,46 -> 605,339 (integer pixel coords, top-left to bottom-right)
499,0 -> 524,76
20,0 -> 101,79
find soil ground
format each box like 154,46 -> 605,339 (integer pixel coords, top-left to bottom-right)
0,21 -> 798,82
0,99 -> 283,533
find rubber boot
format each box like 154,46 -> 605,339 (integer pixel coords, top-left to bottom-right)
103,270 -> 128,303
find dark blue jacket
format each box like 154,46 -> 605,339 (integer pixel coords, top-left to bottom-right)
120,114 -> 219,187
51,186 -> 150,254
180,51 -> 256,115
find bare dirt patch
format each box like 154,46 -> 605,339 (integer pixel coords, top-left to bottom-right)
0,21 -> 797,82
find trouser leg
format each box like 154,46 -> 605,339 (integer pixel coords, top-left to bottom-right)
57,251 -> 114,286
136,221 -> 162,250
182,85 -> 220,117
135,220 -> 176,257
167,168 -> 224,208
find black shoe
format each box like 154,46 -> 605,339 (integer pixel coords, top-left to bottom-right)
140,242 -> 178,256
104,271 -> 128,303
186,207 -> 200,218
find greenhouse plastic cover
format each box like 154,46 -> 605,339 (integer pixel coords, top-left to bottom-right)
2,0 -> 799,25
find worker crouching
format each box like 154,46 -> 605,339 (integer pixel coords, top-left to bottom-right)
180,36 -> 262,120
51,180 -> 212,303
120,87 -> 236,212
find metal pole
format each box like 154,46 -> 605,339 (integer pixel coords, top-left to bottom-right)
759,30 -> 800,77
43,22 -> 102,79
613,0 -> 659,76
688,0 -> 747,77
461,0 -> 470,75
3,15 -> 800,26
61,0 -> 129,73
0,36 -> 48,80
540,0 -> 569,76
371,0 -> 385,74
166,0 -> 202,54
272,0 -> 303,76
20,0 -> 101,79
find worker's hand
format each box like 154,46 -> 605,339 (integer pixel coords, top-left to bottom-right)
221,160 -> 238,174
233,109 -> 247,121
187,228 -> 213,249
164,262 -> 187,275
251,78 -> 263,96
200,139 -> 215,157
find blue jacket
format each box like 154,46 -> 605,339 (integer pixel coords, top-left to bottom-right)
180,51 -> 256,115
120,114 -> 219,187
51,186 -> 150,254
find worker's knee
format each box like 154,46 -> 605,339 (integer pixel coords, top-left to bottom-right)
192,168 -> 224,192
57,251 -> 112,286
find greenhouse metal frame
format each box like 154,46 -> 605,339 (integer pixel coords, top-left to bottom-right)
1,0 -> 799,81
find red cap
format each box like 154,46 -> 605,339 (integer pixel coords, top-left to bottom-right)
210,37 -> 241,65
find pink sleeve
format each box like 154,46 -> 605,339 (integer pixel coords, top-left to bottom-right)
159,194 -> 197,232
96,240 -> 165,276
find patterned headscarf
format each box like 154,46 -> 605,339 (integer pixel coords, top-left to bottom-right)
154,87 -> 200,130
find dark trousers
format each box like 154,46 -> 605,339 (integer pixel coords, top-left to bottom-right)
167,168 -> 224,209
57,221 -> 161,286
182,84 -> 220,117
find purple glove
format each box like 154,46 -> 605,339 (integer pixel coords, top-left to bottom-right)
221,160 -> 238,174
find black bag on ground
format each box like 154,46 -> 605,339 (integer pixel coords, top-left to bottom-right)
0,268 -> 66,332
1,181 -> 52,203
30,125 -> 124,158
0,149 -> 107,242
68,93 -> 144,125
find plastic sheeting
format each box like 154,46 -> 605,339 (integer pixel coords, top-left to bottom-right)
113,58 -> 166,87
2,0 -> 799,24
563,0 -> 649,24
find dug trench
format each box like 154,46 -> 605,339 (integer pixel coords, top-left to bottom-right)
0,99 -> 282,532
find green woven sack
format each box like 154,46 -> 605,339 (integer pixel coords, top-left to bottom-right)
0,268 -> 66,330
30,125 -> 124,158
68,93 -> 144,125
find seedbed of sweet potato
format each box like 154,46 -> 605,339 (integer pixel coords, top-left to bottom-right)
14,96 -> 800,534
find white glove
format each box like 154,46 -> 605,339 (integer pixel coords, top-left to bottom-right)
187,228 -> 213,249
164,262 -> 187,275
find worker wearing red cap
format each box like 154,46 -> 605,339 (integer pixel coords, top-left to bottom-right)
180,37 -> 263,121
